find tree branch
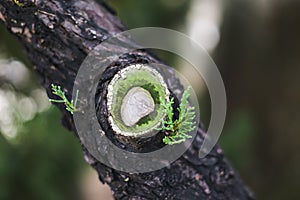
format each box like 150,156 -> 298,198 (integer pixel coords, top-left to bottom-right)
0,0 -> 254,199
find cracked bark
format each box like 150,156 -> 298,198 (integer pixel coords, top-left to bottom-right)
0,0 -> 254,199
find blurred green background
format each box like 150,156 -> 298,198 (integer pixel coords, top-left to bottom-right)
1,0 -> 300,199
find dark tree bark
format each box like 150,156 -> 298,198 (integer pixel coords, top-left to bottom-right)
0,0 -> 254,199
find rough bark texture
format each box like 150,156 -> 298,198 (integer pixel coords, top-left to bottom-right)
0,0 -> 254,199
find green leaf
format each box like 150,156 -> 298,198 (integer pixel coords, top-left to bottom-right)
49,84 -> 79,114
158,86 -> 196,145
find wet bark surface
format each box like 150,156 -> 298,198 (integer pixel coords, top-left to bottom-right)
0,0 -> 254,199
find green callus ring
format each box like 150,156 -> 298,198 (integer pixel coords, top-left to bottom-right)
107,64 -> 170,137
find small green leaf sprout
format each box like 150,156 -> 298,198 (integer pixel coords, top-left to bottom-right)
158,86 -> 196,145
13,0 -> 24,7
49,84 -> 79,114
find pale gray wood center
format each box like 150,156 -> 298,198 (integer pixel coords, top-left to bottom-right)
120,87 -> 155,127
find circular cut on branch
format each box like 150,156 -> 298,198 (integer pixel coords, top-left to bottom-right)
107,64 -> 170,138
